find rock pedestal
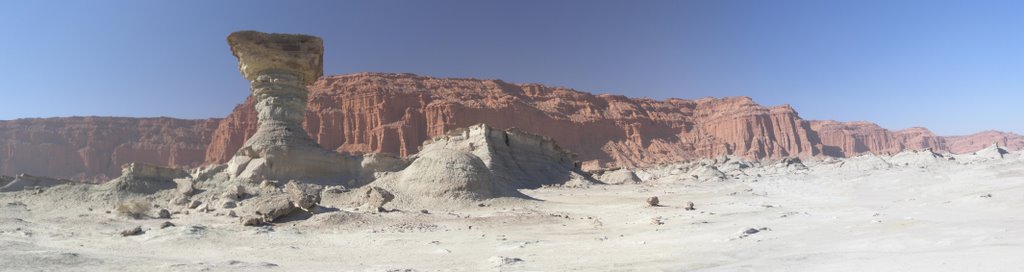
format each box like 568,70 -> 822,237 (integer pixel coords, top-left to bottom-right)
225,31 -> 358,182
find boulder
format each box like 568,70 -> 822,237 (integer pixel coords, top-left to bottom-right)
156,209 -> 171,219
120,226 -> 144,237
285,181 -> 322,211
250,195 -> 299,224
646,197 -> 660,207
359,186 -> 394,213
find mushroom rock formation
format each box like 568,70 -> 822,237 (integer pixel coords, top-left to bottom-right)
224,31 -> 360,183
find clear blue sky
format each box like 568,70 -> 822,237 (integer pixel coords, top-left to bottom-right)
1,0 -> 1021,135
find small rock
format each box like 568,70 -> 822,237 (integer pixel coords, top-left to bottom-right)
981,193 -> 993,198
285,180 -> 323,211
249,195 -> 299,224
360,186 -> 394,213
646,196 -> 660,207
120,226 -> 144,237
159,221 -> 175,229
187,200 -> 202,209
651,217 -> 664,225
228,210 -> 237,217
488,256 -> 524,267
240,216 -> 263,226
259,180 -> 275,188
743,228 -> 760,235
156,209 -> 171,219
684,201 -> 695,211
420,210 -> 430,214
177,179 -> 195,196
221,200 -> 237,209
323,185 -> 347,194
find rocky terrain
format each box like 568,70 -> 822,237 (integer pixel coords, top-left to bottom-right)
2,141 -> 1020,271
3,77 -> 1020,181
2,30 -> 1023,271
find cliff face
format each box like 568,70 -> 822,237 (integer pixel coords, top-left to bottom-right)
942,130 -> 1024,154
205,73 -> 822,169
809,121 -> 1024,157
810,120 -> 945,157
0,117 -> 220,182
4,73 -> 1019,181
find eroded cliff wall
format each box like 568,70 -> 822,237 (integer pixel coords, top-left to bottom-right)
205,73 -> 823,169
0,117 -> 220,182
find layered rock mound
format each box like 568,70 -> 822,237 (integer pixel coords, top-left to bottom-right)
368,124 -> 593,207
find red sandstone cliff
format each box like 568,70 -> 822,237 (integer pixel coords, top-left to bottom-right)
810,120 -> 945,157
0,117 -> 220,182
3,73 -> 1019,181
205,73 -> 822,169
942,130 -> 1024,154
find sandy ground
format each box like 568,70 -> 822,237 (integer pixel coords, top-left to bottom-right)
1,154 -> 1023,271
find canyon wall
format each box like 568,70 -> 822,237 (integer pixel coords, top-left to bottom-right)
0,117 -> 220,182
3,73 -> 1020,181
205,73 -> 822,169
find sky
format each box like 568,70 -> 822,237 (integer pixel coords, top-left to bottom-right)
0,0 -> 1021,135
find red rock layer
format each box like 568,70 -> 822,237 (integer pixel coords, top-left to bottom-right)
0,117 -> 220,182
810,120 -> 945,157
942,130 -> 1024,154
205,73 -> 822,169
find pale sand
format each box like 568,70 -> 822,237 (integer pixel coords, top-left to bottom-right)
1,153 -> 1022,271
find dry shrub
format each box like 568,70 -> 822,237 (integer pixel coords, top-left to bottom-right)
116,198 -> 152,219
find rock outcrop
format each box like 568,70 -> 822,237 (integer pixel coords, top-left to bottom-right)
205,73 -> 824,170
222,31 -> 361,183
810,120 -> 945,157
3,72 -> 1021,180
942,130 -> 1024,154
0,117 -> 219,182
105,162 -> 188,194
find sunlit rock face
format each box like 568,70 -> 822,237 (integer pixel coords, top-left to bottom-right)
224,31 -> 359,183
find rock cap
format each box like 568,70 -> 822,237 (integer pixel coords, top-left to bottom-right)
227,31 -> 324,84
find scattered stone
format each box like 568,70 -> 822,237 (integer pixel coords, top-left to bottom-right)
646,196 -> 660,207
160,221 -> 175,229
240,216 -> 263,226
260,180 -> 275,188
221,200 -> 237,209
420,210 -> 429,214
323,185 -> 347,194
120,226 -> 144,237
488,256 -> 524,267
250,195 -> 299,225
285,180 -> 323,211
156,209 -> 171,219
177,179 -> 195,196
359,186 -> 394,213
228,211 -> 237,217
651,217 -> 664,225
684,201 -> 696,211
187,200 -> 202,209
738,227 -> 771,238
981,193 -> 993,198
221,185 -> 246,201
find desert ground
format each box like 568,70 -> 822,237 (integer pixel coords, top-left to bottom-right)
1,148 -> 1021,272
